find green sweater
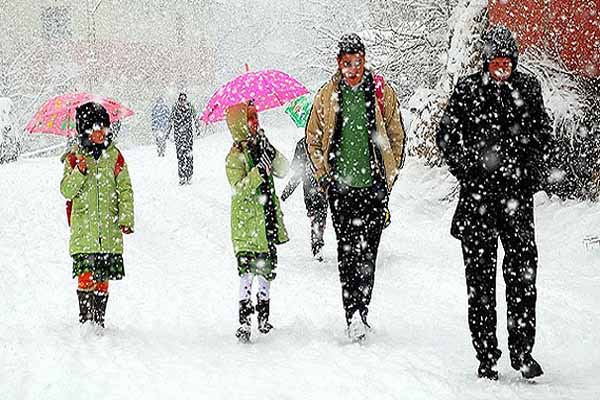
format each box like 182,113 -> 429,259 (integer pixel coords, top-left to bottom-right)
337,83 -> 373,188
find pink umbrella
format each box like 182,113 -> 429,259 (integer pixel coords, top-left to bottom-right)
200,69 -> 309,124
26,92 -> 135,137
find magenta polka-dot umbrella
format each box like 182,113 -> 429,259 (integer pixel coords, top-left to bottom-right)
200,68 -> 309,125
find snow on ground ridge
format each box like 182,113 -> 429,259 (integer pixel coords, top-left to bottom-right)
1,128 -> 599,399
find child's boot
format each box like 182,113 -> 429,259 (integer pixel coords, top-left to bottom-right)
93,292 -> 109,328
77,290 -> 94,324
235,299 -> 254,343
256,295 -> 273,334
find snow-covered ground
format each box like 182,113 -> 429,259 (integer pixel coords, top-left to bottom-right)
1,128 -> 599,400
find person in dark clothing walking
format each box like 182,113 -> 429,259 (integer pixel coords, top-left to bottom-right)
169,92 -> 200,185
437,25 -> 551,381
281,137 -> 328,261
151,96 -> 170,157
306,34 -> 406,342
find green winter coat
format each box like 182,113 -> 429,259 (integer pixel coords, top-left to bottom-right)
225,103 -> 289,255
60,144 -> 134,255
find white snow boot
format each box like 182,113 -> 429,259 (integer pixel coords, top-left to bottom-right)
347,311 -> 367,343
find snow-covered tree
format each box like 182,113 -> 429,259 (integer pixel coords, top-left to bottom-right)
289,0 -> 370,89
524,51 -> 600,200
365,0 -> 462,100
0,38 -> 80,154
369,0 -> 487,165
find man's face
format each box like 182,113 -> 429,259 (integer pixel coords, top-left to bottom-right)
247,105 -> 259,136
178,95 -> 187,104
337,53 -> 365,87
488,57 -> 513,82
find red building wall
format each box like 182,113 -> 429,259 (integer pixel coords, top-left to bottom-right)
489,0 -> 600,78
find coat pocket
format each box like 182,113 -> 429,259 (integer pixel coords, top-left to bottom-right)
231,197 -> 258,243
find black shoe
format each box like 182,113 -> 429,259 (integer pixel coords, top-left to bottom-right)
256,295 -> 273,334
93,292 -> 109,328
236,300 -> 254,342
77,290 -> 94,324
360,309 -> 371,331
313,249 -> 324,262
312,244 -> 324,262
477,349 -> 501,380
258,321 -> 273,334
512,354 -> 544,379
235,324 -> 251,343
477,361 -> 499,380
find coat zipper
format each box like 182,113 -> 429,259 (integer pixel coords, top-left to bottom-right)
96,162 -> 102,248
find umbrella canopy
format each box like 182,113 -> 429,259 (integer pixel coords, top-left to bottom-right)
26,92 -> 135,137
284,94 -> 313,128
200,69 -> 309,124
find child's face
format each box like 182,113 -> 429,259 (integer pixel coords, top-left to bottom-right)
88,124 -> 108,144
247,105 -> 259,136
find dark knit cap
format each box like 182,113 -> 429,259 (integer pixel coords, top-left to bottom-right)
75,102 -> 110,136
337,33 -> 365,57
482,25 -> 520,70
75,102 -> 112,151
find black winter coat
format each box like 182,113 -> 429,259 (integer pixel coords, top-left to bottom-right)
437,70 -> 552,239
169,101 -> 198,149
151,99 -> 170,131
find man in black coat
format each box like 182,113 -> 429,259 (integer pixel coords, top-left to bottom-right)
437,25 -> 551,381
281,137 -> 328,261
169,92 -> 200,185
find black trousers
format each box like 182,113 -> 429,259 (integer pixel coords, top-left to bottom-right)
176,145 -> 193,181
308,204 -> 327,256
154,129 -> 166,157
461,195 -> 538,363
328,179 -> 387,325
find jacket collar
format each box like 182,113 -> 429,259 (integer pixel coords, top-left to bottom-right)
77,142 -> 114,157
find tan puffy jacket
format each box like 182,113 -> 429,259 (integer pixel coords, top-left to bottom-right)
305,71 -> 406,191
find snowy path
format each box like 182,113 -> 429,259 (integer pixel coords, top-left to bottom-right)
1,129 -> 599,399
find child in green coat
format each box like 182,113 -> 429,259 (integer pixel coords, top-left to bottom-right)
225,101 -> 289,343
60,102 -> 134,329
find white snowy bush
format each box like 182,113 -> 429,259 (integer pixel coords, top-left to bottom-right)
366,0 -> 461,101
400,0 -> 488,166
